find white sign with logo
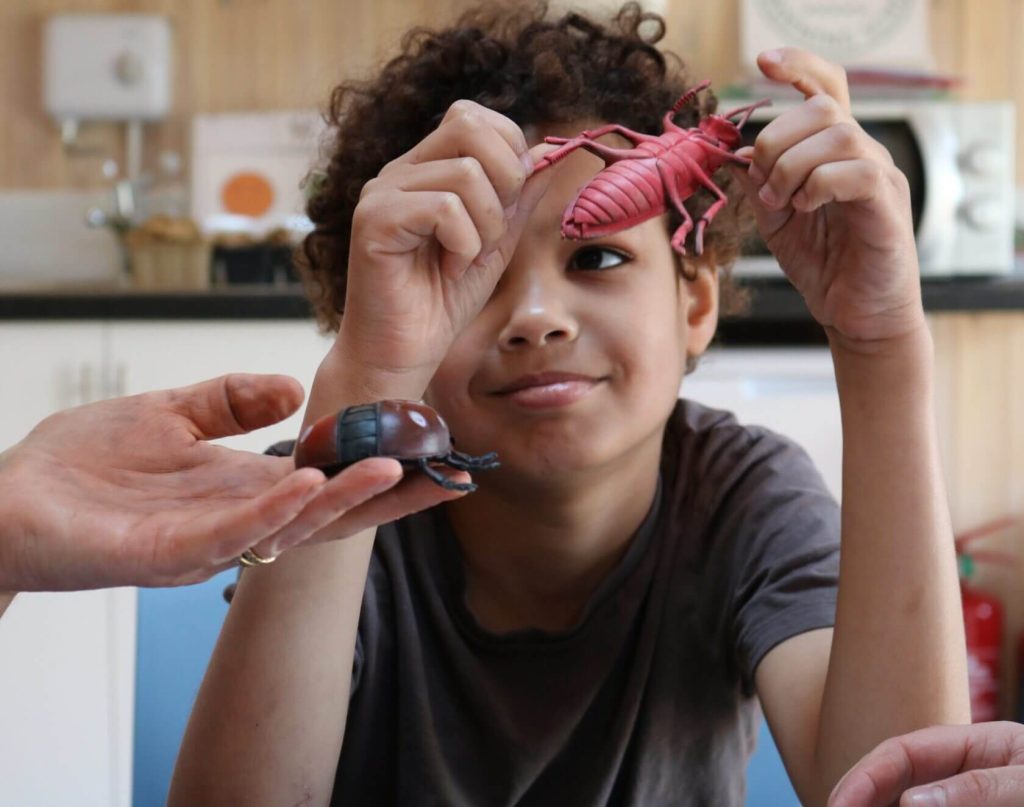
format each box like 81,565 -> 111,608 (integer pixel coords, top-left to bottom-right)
740,0 -> 933,71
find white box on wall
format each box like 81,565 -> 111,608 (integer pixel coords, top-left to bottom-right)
43,13 -> 172,122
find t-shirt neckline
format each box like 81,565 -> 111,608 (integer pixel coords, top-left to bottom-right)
434,476 -> 664,651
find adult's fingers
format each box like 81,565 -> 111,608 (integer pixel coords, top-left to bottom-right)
829,723 -> 1024,807
757,47 -> 851,112
169,373 -> 306,439
152,464 -> 327,584
298,467 -> 472,546
252,457 -> 408,555
900,765 -> 1024,806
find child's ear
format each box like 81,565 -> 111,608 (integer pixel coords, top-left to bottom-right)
681,263 -> 719,359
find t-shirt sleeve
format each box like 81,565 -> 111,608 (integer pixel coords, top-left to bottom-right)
696,423 -> 840,695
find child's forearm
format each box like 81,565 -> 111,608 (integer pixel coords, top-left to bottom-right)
171,359 -> 429,806
169,533 -> 374,806
815,323 -> 970,792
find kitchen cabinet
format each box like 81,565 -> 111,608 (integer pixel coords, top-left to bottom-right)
106,320 -> 332,452
0,322 -> 134,807
0,319 -> 331,807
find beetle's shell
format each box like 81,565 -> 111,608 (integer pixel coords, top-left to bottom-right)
294,400 -> 452,474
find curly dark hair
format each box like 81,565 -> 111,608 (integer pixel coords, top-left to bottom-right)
299,1 -> 751,332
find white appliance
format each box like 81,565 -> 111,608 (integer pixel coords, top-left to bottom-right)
43,14 -> 172,123
733,100 -> 1016,278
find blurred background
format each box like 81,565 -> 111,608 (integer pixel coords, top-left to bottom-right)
0,1 -> 1022,805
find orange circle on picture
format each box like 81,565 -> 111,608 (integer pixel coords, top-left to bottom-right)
221,172 -> 275,216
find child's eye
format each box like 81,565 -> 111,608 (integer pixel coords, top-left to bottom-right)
569,246 -> 631,271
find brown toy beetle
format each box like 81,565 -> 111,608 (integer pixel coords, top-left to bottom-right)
294,400 -> 498,493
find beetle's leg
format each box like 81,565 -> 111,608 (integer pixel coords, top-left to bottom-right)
676,153 -> 729,255
577,123 -> 658,145
534,138 -> 647,173
691,137 -> 752,167
658,160 -> 696,255
445,450 -> 500,470
417,458 -> 478,493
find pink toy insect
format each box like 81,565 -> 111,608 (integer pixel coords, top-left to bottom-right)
531,80 -> 770,255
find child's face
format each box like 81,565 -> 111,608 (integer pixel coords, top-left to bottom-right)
423,122 -> 719,481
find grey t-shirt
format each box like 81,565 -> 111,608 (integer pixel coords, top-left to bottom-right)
273,399 -> 840,805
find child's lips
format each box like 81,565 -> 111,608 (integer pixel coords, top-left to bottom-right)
493,372 -> 602,408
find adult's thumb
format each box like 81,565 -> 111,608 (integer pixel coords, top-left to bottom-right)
901,766 -> 1024,807
170,373 -> 305,439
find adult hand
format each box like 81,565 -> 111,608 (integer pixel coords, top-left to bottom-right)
0,373 -> 455,593
732,47 -> 924,348
829,722 -> 1024,807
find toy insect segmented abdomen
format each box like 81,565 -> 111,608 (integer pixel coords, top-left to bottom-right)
561,158 -> 666,240
295,400 -> 498,492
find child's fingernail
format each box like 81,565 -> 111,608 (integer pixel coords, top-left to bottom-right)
504,201 -> 518,220
758,185 -> 778,208
521,152 -> 534,174
748,163 -> 766,184
905,787 -> 944,806
475,249 -> 499,268
761,49 -> 782,65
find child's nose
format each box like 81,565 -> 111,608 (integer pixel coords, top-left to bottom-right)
496,272 -> 579,351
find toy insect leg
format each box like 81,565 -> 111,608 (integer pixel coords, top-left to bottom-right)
444,449 -> 500,471
676,153 -> 729,255
692,137 -> 752,167
575,123 -> 660,145
534,138 -> 648,172
658,160 -> 697,254
417,457 -> 478,493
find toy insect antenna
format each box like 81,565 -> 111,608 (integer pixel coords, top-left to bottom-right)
670,79 -> 712,117
720,98 -> 773,129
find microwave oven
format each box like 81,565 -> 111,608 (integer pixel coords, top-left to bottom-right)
732,100 -> 1016,277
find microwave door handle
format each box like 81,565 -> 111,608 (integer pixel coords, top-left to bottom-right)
911,118 -> 961,273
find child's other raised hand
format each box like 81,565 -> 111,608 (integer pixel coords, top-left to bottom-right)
337,100 -> 556,399
731,48 -> 924,349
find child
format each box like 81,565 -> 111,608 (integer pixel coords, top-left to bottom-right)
171,4 -> 969,805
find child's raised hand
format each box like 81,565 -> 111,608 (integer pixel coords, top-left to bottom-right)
732,48 -> 924,348
337,101 -> 556,398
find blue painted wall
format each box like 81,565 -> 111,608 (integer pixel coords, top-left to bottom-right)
133,578 -> 799,806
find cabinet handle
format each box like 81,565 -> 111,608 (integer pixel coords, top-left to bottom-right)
115,363 -> 127,398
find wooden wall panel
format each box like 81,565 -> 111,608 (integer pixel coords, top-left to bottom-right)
930,313 -> 1024,717
2,0 -> 1021,189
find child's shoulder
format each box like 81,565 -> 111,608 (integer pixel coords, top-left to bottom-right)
665,398 -> 829,509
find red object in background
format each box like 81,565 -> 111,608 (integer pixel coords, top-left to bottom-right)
961,572 -> 1003,722
956,516 -> 1019,723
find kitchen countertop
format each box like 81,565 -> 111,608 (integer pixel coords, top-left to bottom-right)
2,275 -> 1024,346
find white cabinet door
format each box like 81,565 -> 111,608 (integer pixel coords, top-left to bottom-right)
0,322 -> 105,446
681,347 -> 843,499
0,322 -> 136,807
107,320 -> 334,453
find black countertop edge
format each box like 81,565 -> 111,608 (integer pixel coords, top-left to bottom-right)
0,276 -> 1022,348
0,287 -> 315,320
